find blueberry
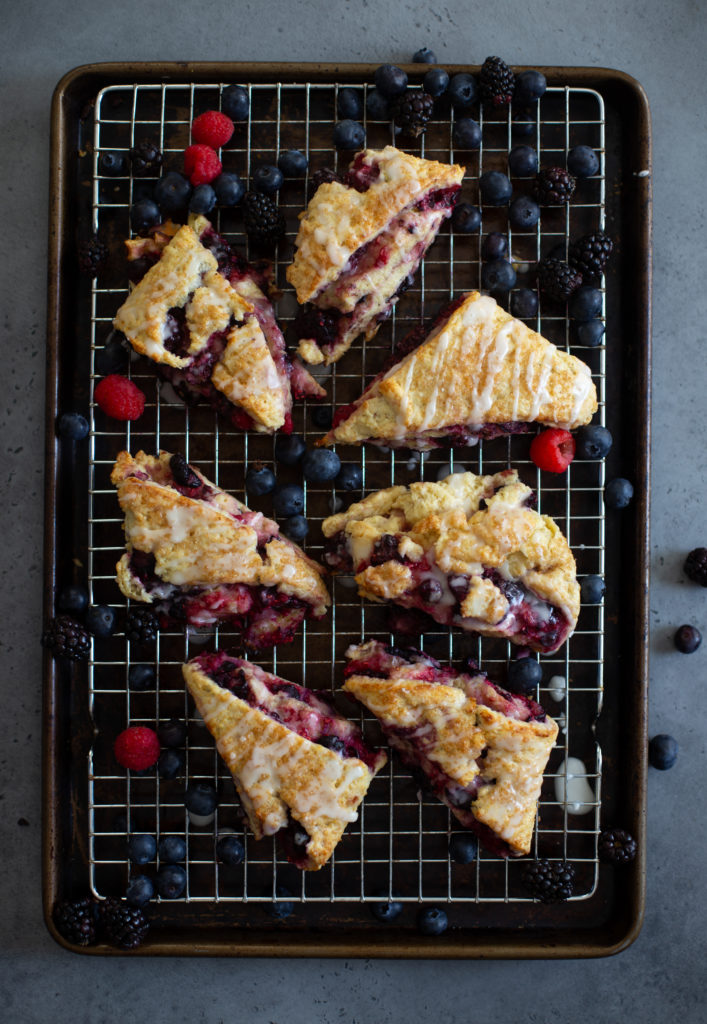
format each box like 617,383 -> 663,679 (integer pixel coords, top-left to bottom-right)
333,119 -> 366,150
216,834 -> 245,865
57,584 -> 89,614
604,478 -> 634,509
449,833 -> 478,864
212,171 -> 245,206
273,484 -> 305,519
514,70 -> 547,104
569,286 -> 603,321
126,874 -> 155,907
424,67 -> 450,98
508,145 -> 539,177
506,657 -> 543,693
128,664 -> 155,691
479,170 -> 513,206
221,84 -> 249,120
311,405 -> 333,430
648,734 -> 678,770
337,88 -> 363,120
188,184 -> 216,214
130,198 -> 161,232
512,109 -> 535,138
157,864 -> 187,899
245,463 -> 276,496
573,320 -> 605,347
576,424 -> 612,459
281,515 -> 309,543
275,433 -> 306,466
451,203 -> 482,233
581,574 -> 606,604
57,412 -> 89,440
509,195 -> 540,229
184,782 -> 217,816
418,578 -> 443,604
270,884 -> 295,919
452,118 -> 481,149
674,624 -> 701,654
413,47 -> 437,64
253,164 -> 284,194
85,604 -> 116,638
158,748 -> 185,780
159,835 -> 187,863
370,892 -> 403,922
302,448 -> 341,483
374,64 -> 408,99
481,259 -> 516,292
277,149 -> 308,177
98,151 -> 128,176
154,171 -> 191,213
417,907 -> 448,936
366,90 -> 390,120
481,231 -> 508,260
157,718 -> 188,748
335,463 -> 363,491
510,288 -> 539,319
567,145 -> 599,178
95,330 -> 129,374
448,73 -> 477,110
127,833 -> 157,865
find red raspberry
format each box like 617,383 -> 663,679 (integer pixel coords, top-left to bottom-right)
94,375 -> 146,421
184,144 -> 222,186
191,110 -> 234,148
529,428 -> 576,473
114,726 -> 161,771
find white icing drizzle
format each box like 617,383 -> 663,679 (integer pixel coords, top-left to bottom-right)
548,675 -> 566,702
554,756 -> 595,814
566,363 -> 594,427
526,343 -> 557,421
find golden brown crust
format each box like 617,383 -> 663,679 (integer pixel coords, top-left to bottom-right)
211,318 -> 287,430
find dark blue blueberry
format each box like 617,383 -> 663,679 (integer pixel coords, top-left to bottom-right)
253,164 -> 284,194
127,833 -> 157,865
245,463 -> 276,496
311,405 -> 333,430
95,331 -> 129,374
337,88 -> 363,120
506,657 -> 543,694
514,70 -> 547,104
604,478 -> 634,509
449,833 -> 478,864
302,448 -> 341,483
57,584 -> 89,614
277,149 -> 308,177
674,624 -> 701,654
567,145 -> 599,178
159,835 -> 187,863
221,84 -> 249,121
333,119 -> 366,150
569,286 -> 603,321
157,864 -> 187,899
98,151 -> 128,176
481,259 -> 516,292
216,834 -> 245,865
57,412 -> 89,440
508,145 -> 539,177
452,203 -> 482,233
370,892 -> 404,922
417,907 -> 448,936
281,515 -> 309,543
273,484 -> 305,519
335,463 -> 363,491
374,64 -> 408,99
479,170 -> 513,205
510,288 -> 539,319
580,574 -> 606,604
452,117 -> 481,150
158,718 -> 188,748
188,184 -> 216,214
126,874 -> 155,907
130,198 -> 161,232
573,320 -> 605,347
448,73 -> 477,110
424,67 -> 450,98
576,424 -> 612,459
413,47 -> 437,63
270,884 -> 295,919
481,231 -> 508,260
512,109 -> 536,138
275,432 -> 306,466
85,604 -> 116,638
128,664 -> 155,691
154,172 -> 191,213
184,782 -> 218,816
158,748 -> 185,780
212,171 -> 245,206
649,734 -> 678,770
366,89 -> 390,120
509,195 -> 540,229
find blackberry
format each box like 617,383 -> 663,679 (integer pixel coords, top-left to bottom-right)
53,897 -> 97,946
522,858 -> 576,903
78,237 -> 108,277
568,231 -> 614,280
130,139 -> 163,175
534,167 -> 576,204
598,828 -> 638,865
392,91 -> 435,138
242,190 -> 285,245
42,615 -> 91,661
99,898 -> 149,950
124,607 -> 159,644
537,257 -> 583,302
684,547 -> 707,586
480,56 -> 515,107
309,167 -> 343,194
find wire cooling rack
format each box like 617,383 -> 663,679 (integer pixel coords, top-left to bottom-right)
85,77 -> 607,906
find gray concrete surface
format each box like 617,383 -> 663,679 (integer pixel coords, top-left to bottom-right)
2,1 -> 706,1020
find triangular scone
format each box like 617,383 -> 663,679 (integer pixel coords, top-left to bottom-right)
111,450 -> 329,649
183,653 -> 387,870
322,469 -> 579,655
287,147 -> 464,365
343,641 -> 557,856
323,291 -> 598,448
113,215 -> 324,433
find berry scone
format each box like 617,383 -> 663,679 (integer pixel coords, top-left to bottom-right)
287,146 -> 465,365
113,214 -> 324,434
322,469 -> 579,654
183,652 -> 387,869
322,291 -> 597,449
111,450 -> 329,649
343,641 -> 558,857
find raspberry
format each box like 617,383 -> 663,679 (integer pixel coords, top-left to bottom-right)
529,428 -> 576,473
94,375 -> 146,421
191,110 -> 234,148
183,144 -> 223,186
114,726 -> 161,771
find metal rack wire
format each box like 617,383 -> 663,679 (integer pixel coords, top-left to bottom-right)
86,77 -> 606,906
